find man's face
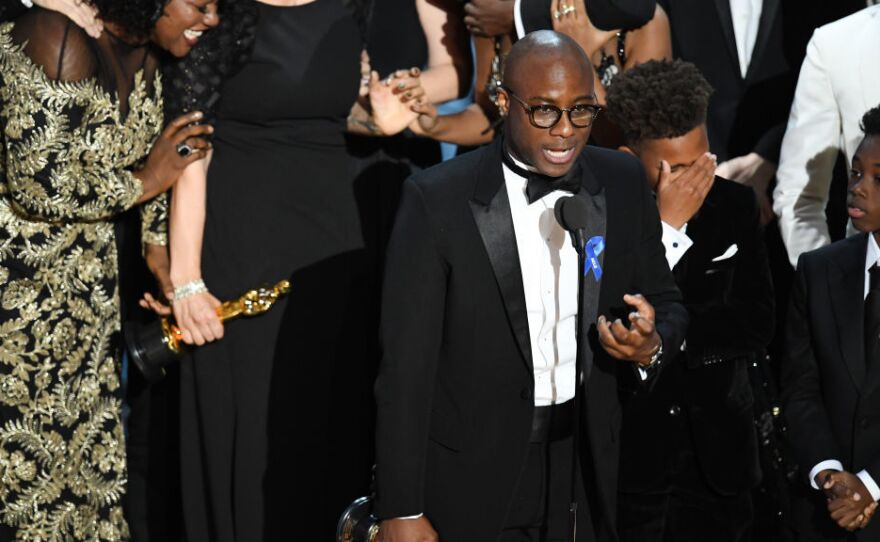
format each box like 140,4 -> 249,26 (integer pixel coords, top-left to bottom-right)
848,135 -> 880,239
498,54 -> 595,177
632,126 -> 710,190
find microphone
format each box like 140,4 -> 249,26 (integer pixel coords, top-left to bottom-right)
554,196 -> 589,256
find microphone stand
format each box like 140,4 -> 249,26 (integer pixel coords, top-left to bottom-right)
569,227 -> 587,542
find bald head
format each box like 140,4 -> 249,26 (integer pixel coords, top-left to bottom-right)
498,30 -> 596,178
503,30 -> 592,90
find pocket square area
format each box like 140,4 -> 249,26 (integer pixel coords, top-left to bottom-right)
711,244 -> 738,262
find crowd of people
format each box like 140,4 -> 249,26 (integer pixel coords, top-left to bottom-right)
0,0 -> 878,541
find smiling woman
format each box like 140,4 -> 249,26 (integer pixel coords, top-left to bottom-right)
0,1 -> 216,540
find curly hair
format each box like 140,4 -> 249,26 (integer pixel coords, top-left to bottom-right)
862,104 -> 880,138
87,0 -> 166,41
605,59 -> 714,147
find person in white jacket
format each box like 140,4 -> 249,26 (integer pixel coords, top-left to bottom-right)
774,4 -> 880,267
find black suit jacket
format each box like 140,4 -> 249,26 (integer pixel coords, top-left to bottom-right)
782,233 -> 880,540
374,138 -> 688,542
660,0 -> 799,164
618,178 -> 773,497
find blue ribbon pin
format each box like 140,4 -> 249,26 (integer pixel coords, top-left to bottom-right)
584,236 -> 605,280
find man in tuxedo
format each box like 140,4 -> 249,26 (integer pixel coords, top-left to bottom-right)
374,31 -> 688,542
659,0 -> 805,222
606,59 -> 774,541
781,106 -> 880,541
774,4 -> 880,266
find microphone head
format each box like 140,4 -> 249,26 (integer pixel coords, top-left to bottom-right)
554,196 -> 590,232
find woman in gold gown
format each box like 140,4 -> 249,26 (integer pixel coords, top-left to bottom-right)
0,1 -> 217,539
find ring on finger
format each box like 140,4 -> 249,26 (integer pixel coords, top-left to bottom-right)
561,5 -> 575,14
553,10 -> 561,19
397,81 -> 407,90
176,142 -> 194,157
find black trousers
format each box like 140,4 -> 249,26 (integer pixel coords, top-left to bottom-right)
618,448 -> 753,542
499,434 -> 595,542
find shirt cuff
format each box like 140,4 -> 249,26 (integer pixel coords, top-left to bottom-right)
396,513 -> 424,520
661,221 -> 693,270
857,470 -> 880,502
810,459 -> 844,489
637,366 -> 648,381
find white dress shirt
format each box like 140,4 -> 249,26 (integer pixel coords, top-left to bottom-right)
808,234 -> 880,501
661,222 -> 693,270
729,0 -> 763,78
504,158 -> 578,406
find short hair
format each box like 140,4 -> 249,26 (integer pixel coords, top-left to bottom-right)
605,59 -> 714,146
862,105 -> 880,138
88,0 -> 166,41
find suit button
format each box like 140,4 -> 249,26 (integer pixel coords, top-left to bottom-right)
669,405 -> 681,417
521,388 -> 533,400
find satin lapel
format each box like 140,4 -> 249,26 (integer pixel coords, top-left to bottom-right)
576,155 -> 606,384
470,139 -> 533,373
829,236 -> 867,391
712,0 -> 740,75
859,12 -> 880,115
745,0 -> 780,82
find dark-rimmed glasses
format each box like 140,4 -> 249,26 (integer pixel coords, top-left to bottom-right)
502,86 -> 602,129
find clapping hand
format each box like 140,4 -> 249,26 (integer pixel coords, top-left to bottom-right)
598,294 -> 662,366
819,470 -> 879,532
367,71 -> 419,136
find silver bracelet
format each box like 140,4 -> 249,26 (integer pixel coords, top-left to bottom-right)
173,279 -> 208,301
20,0 -> 33,8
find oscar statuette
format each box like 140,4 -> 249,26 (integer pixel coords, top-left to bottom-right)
125,280 -> 291,382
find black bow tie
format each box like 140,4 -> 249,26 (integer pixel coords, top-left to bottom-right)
502,151 -> 582,204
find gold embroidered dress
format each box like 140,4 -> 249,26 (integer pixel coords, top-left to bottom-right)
0,13 -> 165,541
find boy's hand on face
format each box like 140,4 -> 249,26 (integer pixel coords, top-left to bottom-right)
655,153 -> 716,230
822,470 -> 878,531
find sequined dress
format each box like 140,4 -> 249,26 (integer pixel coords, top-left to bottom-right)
0,12 -> 165,541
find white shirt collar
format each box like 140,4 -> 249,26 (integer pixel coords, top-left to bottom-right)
867,233 -> 880,273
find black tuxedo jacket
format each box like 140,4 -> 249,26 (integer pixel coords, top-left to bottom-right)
660,0 -> 798,163
374,138 -> 688,542
782,233 -> 880,540
618,178 -> 773,497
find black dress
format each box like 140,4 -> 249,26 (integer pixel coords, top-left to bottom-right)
178,2 -> 375,540
346,0 -> 440,272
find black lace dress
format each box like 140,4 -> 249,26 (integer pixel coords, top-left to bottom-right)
0,10 -> 165,541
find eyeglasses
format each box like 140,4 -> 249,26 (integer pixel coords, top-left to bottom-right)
502,86 -> 602,129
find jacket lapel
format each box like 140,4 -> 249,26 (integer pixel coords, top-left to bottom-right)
575,154 -> 606,383
829,235 -> 868,391
745,0 -> 779,81
712,0 -> 740,77
470,138 -> 534,373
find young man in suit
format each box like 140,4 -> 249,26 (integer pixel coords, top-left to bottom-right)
374,31 -> 688,542
782,106 -> 880,541
605,59 -> 775,542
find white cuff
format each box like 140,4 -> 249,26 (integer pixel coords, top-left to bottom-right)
638,366 -> 648,381
809,459 -> 844,489
20,0 -> 33,7
661,222 -> 693,270
396,513 -> 424,520
857,470 -> 880,502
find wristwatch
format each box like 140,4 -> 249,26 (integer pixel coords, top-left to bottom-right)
641,340 -> 664,371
